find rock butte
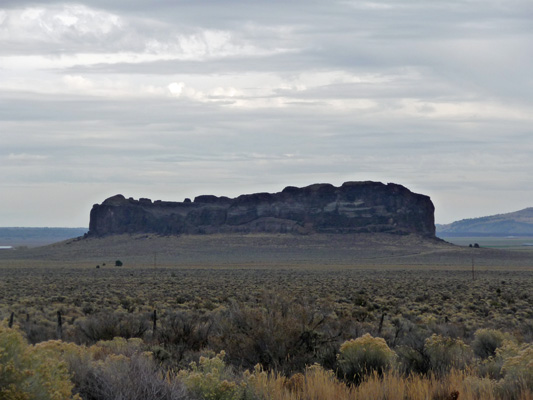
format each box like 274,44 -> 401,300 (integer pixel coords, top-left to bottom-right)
88,181 -> 436,237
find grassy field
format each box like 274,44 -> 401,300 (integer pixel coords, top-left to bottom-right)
1,233 -> 532,399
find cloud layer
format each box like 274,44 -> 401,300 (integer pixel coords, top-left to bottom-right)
1,1 -> 532,226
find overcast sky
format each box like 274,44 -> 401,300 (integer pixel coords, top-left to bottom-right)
1,0 -> 532,227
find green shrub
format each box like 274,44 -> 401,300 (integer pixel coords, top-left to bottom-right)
497,341 -> 533,397
424,334 -> 472,375
55,337 -> 187,400
212,294 -> 335,373
71,353 -> 186,400
337,333 -> 396,384
394,320 -> 431,374
178,350 -> 242,400
74,311 -> 149,343
396,344 -> 430,375
472,328 -> 506,359
156,311 -> 213,365
0,322 -> 78,400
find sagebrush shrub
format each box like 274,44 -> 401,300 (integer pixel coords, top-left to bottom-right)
498,341 -> 533,397
60,336 -> 188,400
472,328 -> 506,359
337,333 -> 396,384
156,311 -> 213,365
212,295 -> 334,373
424,334 -> 472,375
74,311 -> 150,343
0,322 -> 79,400
178,350 -> 242,400
73,353 -> 186,400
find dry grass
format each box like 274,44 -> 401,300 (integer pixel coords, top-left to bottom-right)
245,366 -> 533,400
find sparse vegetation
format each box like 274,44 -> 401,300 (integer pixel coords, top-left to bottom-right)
0,234 -> 532,399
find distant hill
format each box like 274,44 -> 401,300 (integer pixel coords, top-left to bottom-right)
437,208 -> 533,237
0,227 -> 87,247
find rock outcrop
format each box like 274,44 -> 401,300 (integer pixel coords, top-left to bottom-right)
88,181 -> 436,237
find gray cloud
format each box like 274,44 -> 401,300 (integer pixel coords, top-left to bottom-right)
1,0 -> 532,226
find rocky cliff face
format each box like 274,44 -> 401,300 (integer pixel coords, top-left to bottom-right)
88,181 -> 436,237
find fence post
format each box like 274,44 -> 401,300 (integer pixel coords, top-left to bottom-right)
378,312 -> 386,335
56,311 -> 63,340
152,309 -> 157,339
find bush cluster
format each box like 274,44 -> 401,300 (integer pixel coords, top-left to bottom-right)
2,321 -> 533,400
0,322 -> 78,400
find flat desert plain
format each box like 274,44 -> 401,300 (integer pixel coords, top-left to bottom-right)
1,232 -> 532,269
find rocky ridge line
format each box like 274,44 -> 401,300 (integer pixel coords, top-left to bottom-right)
88,181 -> 436,237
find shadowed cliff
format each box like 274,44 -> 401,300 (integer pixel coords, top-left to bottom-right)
88,181 -> 435,237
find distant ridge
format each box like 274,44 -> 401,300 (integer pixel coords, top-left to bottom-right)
437,208 -> 533,237
0,227 -> 88,247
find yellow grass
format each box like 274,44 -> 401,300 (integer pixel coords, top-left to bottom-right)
244,365 -> 533,400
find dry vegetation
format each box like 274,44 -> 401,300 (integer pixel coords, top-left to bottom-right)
1,233 -> 532,399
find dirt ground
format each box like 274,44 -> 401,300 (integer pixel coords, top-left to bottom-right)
1,233 -> 532,270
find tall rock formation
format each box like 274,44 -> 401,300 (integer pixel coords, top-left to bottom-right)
88,181 -> 436,237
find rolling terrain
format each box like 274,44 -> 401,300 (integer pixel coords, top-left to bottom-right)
437,207 -> 533,237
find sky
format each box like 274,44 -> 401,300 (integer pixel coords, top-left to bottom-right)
1,0 -> 532,227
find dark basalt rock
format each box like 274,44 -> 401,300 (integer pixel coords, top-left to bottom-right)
88,181 -> 436,237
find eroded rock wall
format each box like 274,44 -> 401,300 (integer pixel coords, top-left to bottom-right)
88,181 -> 436,237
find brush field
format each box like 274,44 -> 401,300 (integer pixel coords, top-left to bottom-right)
1,233 -> 532,399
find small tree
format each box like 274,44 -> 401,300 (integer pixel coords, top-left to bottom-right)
115,260 -> 123,267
